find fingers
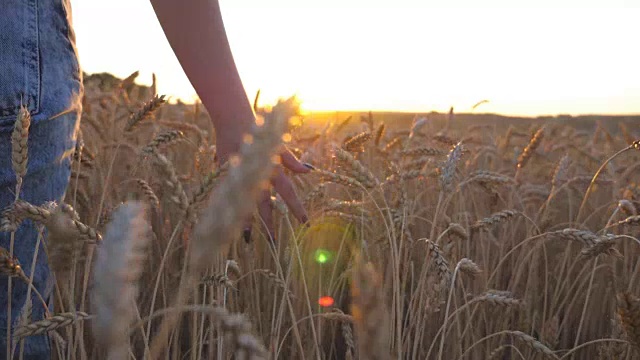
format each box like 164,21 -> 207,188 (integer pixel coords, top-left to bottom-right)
242,215 -> 253,243
257,190 -> 275,243
272,167 -> 309,226
281,148 -> 312,174
252,152 -> 311,245
243,227 -> 252,244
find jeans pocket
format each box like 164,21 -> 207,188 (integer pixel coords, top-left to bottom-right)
0,0 -> 41,127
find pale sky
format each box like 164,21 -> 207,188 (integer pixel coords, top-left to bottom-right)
70,0 -> 640,116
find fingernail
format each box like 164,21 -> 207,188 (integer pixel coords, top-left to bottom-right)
243,228 -> 252,243
303,163 -> 315,170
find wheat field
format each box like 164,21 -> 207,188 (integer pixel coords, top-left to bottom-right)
2,71 -> 640,359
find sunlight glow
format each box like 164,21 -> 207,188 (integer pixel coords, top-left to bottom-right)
70,0 -> 640,115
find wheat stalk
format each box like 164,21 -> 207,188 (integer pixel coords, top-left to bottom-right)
1,200 -> 50,232
343,131 -> 372,152
201,274 -> 236,290
315,169 -> 367,188
0,247 -> 28,283
401,156 -> 436,171
150,104 -> 288,359
124,94 -> 166,132
511,331 -> 557,358
409,117 -> 427,139
451,223 -> 469,239
383,137 -> 403,153
351,260 -> 391,360
475,291 -> 522,306
153,152 -> 189,217
374,123 -> 385,146
433,133 -> 457,146
43,205 -> 87,282
141,130 -> 184,155
617,292 -> 640,350
186,162 -> 229,222
552,154 -> 571,188
11,105 -> 31,195
580,234 -> 623,259
458,258 -> 482,277
611,215 -> 640,227
517,127 -> 544,170
324,199 -> 368,214
251,269 -> 291,295
303,182 -> 326,205
92,201 -> 151,359
135,179 -> 160,208
401,147 -> 446,157
460,171 -> 514,188
471,210 -> 520,231
618,200 -> 637,216
333,146 -> 378,188
426,240 -> 452,290
13,312 -> 92,341
440,142 -> 464,191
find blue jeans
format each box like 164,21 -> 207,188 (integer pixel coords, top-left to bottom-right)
0,0 -> 82,358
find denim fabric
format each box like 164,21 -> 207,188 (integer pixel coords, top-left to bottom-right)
0,0 -> 82,359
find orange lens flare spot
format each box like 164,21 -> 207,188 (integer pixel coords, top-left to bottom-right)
318,296 -> 334,307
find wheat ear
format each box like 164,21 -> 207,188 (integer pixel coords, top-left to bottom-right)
124,94 -> 166,132
11,105 -> 31,196
141,130 -> 184,155
617,292 -> 640,348
517,127 -> 544,170
343,131 -> 372,152
92,202 -> 151,359
14,312 -> 92,342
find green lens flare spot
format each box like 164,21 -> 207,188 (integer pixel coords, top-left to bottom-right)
314,249 -> 332,264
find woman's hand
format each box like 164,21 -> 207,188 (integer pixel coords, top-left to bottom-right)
216,128 -> 311,242
256,148 -> 311,242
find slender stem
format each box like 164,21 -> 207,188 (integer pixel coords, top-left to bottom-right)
457,330 -> 560,360
430,192 -> 445,242
559,338 -> 628,359
437,264 -> 461,360
576,145 -> 632,223
573,257 -> 598,352
7,183 -> 22,359
144,221 -> 183,357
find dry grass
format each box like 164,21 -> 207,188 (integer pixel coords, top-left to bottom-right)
2,71 -> 640,359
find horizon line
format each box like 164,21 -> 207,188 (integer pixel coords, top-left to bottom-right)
297,109 -> 640,118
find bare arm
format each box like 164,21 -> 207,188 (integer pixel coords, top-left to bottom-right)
149,0 -> 253,160
149,0 -> 310,236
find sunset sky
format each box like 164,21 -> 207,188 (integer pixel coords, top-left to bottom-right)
70,0 -> 640,116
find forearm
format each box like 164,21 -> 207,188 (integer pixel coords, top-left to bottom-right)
150,0 -> 254,146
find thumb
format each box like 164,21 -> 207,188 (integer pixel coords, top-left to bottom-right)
281,148 -> 313,174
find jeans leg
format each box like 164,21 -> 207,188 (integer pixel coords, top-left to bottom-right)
0,111 -> 79,360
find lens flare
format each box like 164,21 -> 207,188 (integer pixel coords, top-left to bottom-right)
314,249 -> 333,264
318,296 -> 334,307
